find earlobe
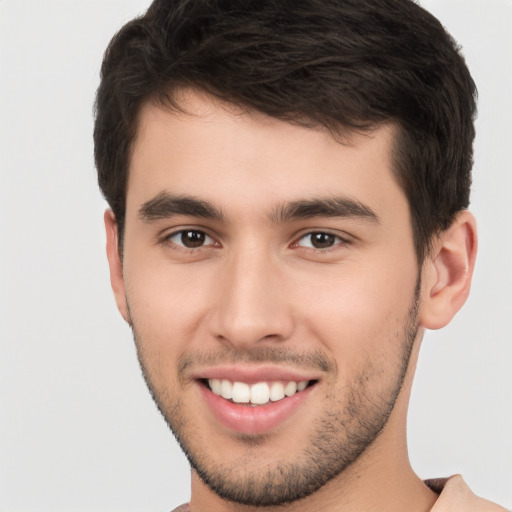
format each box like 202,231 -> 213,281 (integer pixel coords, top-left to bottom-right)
419,210 -> 478,330
104,210 -> 131,324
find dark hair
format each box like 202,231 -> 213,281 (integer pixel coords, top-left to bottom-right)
94,0 -> 477,262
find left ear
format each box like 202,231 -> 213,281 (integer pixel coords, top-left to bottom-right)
104,209 -> 131,324
419,210 -> 478,330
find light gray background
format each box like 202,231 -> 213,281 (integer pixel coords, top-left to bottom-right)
0,0 -> 511,510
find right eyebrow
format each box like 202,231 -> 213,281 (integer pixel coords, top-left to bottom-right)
138,192 -> 225,222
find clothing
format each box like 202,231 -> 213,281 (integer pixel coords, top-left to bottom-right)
171,475 -> 508,512
171,505 -> 189,512
426,475 -> 508,512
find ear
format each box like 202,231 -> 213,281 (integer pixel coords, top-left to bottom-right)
104,210 -> 130,324
419,210 -> 478,330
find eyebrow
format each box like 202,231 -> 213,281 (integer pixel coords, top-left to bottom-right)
138,192 -> 379,225
138,192 -> 225,222
270,197 -> 380,224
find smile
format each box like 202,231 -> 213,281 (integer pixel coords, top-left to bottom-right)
207,379 -> 310,406
194,366 -> 321,434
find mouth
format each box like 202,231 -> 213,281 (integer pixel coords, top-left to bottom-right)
194,368 -> 320,434
201,378 -> 316,406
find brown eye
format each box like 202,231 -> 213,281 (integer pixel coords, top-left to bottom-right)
167,230 -> 214,248
297,232 -> 342,249
181,230 -> 206,247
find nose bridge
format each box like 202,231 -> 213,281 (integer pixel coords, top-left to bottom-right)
210,239 -> 293,348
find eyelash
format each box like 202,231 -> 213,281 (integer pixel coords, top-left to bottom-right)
161,229 -> 351,253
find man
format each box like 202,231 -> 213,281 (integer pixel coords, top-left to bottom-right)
94,0 -> 507,510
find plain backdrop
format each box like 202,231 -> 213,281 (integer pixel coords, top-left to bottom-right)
0,0 -> 511,510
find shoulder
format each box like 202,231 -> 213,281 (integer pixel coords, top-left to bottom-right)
426,475 -> 508,512
170,505 -> 189,512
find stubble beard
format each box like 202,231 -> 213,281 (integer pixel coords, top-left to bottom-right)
131,281 -> 420,507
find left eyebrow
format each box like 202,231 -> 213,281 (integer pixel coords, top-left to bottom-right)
270,197 -> 380,224
138,192 -> 225,222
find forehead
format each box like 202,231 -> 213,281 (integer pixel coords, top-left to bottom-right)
127,90 -> 406,222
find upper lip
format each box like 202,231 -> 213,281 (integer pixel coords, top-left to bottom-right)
190,364 -> 322,384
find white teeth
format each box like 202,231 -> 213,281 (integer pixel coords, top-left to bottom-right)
208,379 -> 310,405
284,381 -> 297,396
220,379 -> 233,400
232,382 -> 251,403
210,378 -> 222,395
297,381 -> 308,391
270,382 -> 285,401
250,382 -> 270,404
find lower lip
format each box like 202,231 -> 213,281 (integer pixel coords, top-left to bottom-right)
199,383 -> 315,435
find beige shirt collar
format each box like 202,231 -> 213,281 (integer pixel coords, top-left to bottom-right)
427,475 -> 508,512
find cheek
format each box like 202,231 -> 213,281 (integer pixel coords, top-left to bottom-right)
124,266 -> 209,401
124,258 -> 216,351
292,260 -> 418,359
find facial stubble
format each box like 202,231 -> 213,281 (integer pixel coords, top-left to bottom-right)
130,279 -> 421,506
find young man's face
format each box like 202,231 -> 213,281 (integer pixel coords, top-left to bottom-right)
109,90 -> 424,505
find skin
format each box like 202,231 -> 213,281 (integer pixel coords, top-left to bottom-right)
105,90 -> 477,512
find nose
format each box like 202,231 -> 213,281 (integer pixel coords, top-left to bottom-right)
209,245 -> 295,349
